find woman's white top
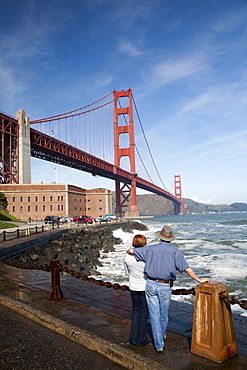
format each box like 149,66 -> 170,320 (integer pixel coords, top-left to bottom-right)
124,252 -> 146,291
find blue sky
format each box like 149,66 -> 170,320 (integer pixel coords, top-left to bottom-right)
1,0 -> 247,205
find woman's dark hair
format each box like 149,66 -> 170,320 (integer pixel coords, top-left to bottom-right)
132,234 -> 147,248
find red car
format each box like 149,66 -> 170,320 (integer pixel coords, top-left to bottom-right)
73,215 -> 94,223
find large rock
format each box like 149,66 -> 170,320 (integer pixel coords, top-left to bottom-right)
10,221 -> 148,276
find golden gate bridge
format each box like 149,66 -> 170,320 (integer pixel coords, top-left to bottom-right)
0,89 -> 182,215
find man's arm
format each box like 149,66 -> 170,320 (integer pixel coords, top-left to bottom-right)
185,267 -> 209,284
127,247 -> 134,254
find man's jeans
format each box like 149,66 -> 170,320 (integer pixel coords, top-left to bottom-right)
145,279 -> 171,351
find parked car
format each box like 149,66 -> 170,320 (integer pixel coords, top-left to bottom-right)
97,216 -> 111,223
105,213 -> 119,220
44,216 -> 60,225
60,217 -> 73,223
73,215 -> 94,224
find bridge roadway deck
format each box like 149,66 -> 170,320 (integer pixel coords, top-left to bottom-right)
0,226 -> 246,369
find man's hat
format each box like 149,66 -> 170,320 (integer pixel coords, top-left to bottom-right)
157,225 -> 175,242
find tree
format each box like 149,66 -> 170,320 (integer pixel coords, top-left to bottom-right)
0,192 -> 8,211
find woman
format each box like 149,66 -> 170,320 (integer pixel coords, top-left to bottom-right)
124,234 -> 150,347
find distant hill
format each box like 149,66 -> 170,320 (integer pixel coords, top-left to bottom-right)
112,192 -> 247,215
137,194 -> 174,215
136,194 -> 247,215
183,200 -> 247,214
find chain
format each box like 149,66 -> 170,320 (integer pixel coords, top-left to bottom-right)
220,294 -> 247,310
1,257 -> 246,309
0,257 -> 51,270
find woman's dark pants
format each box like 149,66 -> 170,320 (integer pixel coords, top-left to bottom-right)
129,290 -> 149,346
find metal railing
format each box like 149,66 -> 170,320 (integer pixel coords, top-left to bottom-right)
0,223 -> 60,242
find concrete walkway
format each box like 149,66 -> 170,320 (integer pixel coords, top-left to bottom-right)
0,228 -> 246,369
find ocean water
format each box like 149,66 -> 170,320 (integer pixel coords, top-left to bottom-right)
95,213 -> 247,317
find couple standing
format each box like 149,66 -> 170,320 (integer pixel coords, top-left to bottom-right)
124,225 -> 208,353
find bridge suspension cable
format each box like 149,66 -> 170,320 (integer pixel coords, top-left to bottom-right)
30,91 -> 114,123
30,89 -> 170,194
132,96 -> 169,192
115,96 -> 154,183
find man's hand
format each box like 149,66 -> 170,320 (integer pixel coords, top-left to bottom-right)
185,267 -> 209,284
127,247 -> 134,254
198,277 -> 210,284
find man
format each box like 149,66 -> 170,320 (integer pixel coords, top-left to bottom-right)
127,225 -> 209,353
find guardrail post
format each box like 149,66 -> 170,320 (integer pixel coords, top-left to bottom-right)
3,230 -> 6,241
48,259 -> 65,301
17,229 -> 20,238
191,281 -> 238,363
25,227 -> 30,236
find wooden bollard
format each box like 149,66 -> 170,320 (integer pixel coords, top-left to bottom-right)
48,260 -> 65,301
191,281 -> 238,363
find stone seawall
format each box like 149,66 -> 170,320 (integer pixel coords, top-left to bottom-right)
10,221 -> 148,276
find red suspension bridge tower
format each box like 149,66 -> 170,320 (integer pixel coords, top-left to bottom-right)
114,89 -> 139,217
174,175 -> 183,214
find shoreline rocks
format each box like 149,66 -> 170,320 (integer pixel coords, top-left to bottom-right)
10,221 -> 148,276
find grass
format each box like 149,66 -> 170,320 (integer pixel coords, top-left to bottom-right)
0,210 -> 20,228
0,210 -> 20,222
0,221 -> 17,229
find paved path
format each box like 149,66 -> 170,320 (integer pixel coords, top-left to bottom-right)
0,228 -> 246,369
0,304 -> 125,370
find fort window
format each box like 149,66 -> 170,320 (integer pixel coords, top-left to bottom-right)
13,197 -> 15,202
13,206 -> 15,212
58,205 -> 60,211
20,205 -> 23,211
50,205 -> 52,211
58,196 -> 60,201
61,205 -> 63,211
50,196 -> 52,201
28,196 -> 30,202
43,196 -> 45,201
36,205 -> 38,211
35,196 -> 38,202
20,197 -> 23,202
28,205 -> 30,212
61,196 -> 63,201
43,205 -> 45,211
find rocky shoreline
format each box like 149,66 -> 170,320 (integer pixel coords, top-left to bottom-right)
10,221 -> 148,276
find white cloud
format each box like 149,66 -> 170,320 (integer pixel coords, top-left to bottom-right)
151,54 -> 205,87
188,196 -> 213,204
118,40 -> 144,56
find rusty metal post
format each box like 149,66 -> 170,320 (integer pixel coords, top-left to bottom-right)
191,281 -> 238,363
48,260 -> 65,301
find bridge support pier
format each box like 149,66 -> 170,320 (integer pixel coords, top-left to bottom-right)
16,109 -> 31,184
115,178 -> 139,218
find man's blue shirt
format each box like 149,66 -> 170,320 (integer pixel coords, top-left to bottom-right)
133,241 -> 189,281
